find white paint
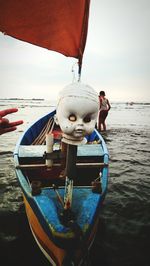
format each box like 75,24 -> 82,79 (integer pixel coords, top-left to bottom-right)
46,133 -> 54,167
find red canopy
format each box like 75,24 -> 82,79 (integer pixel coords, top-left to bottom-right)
0,0 -> 90,69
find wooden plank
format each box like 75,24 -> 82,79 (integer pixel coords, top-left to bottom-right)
16,164 -> 47,169
77,144 -> 104,157
18,144 -> 104,158
16,162 -> 108,170
77,162 -> 108,168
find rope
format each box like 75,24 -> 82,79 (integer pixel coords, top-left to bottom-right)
32,117 -> 54,145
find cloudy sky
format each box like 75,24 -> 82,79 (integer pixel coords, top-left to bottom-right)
0,0 -> 150,102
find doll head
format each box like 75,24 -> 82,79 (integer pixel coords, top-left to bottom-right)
55,82 -> 99,145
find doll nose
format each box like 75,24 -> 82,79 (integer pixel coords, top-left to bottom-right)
76,122 -> 84,130
76,124 -> 83,129
76,119 -> 84,126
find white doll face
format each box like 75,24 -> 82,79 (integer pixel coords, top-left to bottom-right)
56,83 -> 99,141
56,97 -> 98,138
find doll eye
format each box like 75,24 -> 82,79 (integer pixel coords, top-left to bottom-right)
69,114 -> 76,122
83,115 -> 91,123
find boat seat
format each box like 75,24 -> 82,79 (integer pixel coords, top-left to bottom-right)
18,144 -> 104,159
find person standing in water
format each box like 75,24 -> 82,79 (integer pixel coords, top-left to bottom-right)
98,91 -> 111,131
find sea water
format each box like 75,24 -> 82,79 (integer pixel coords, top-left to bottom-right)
0,99 -> 150,266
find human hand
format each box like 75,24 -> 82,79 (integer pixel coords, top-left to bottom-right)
0,108 -> 23,135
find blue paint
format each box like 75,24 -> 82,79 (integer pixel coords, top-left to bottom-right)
35,187 -> 101,235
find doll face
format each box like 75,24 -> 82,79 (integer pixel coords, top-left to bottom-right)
56,96 -> 98,138
55,82 -> 99,143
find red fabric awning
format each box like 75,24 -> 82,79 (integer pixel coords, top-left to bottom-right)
0,0 -> 90,68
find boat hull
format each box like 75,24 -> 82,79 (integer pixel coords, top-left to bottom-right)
23,191 -> 100,265
14,110 -> 109,265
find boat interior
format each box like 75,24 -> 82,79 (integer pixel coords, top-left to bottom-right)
16,123 -> 107,190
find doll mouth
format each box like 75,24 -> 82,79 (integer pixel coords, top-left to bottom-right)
74,129 -> 84,135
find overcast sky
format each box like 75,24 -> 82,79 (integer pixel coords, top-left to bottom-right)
0,0 -> 150,102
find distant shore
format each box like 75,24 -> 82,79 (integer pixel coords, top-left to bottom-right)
0,98 -> 44,101
0,98 -> 150,105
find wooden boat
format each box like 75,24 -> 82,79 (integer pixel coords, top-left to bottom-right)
14,110 -> 109,265
0,1 -> 109,265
